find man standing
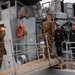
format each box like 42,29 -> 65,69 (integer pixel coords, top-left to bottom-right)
42,14 -> 55,60
0,24 -> 6,68
54,25 -> 64,57
69,23 -> 75,58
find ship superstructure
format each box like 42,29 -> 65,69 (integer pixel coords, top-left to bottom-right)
0,0 -> 75,75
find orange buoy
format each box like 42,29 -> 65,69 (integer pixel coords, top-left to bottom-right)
16,24 -> 25,38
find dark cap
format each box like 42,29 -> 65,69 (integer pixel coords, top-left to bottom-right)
47,13 -> 52,16
0,24 -> 6,28
56,24 -> 60,26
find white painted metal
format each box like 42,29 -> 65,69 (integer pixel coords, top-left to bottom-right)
64,3 -> 73,18
51,0 -> 61,12
0,20 -> 16,70
53,12 -> 67,19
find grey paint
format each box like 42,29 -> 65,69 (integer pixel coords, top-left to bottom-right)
51,0 -> 61,12
56,20 -> 68,26
64,3 -> 73,18
17,17 -> 36,60
0,19 -> 16,70
1,6 -> 22,20
10,19 -> 17,39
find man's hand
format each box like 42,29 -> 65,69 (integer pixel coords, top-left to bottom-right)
52,37 -> 54,40
61,41 -> 64,44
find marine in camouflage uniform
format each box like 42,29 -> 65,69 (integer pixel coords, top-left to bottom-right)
42,14 -> 55,60
0,24 -> 6,68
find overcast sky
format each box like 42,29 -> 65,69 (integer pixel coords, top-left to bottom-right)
40,0 -> 75,4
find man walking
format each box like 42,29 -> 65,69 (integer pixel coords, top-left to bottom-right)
54,25 -> 64,57
42,14 -> 55,60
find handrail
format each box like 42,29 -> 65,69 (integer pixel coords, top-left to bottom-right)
62,41 -> 75,69
0,33 -> 58,73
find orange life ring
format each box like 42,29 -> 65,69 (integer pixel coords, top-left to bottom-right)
16,24 -> 25,38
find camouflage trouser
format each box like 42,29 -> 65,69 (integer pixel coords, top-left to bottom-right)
44,37 -> 53,59
0,50 -> 4,68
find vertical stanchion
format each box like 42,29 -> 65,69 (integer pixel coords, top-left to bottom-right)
10,40 -> 16,75
66,42 -> 69,69
16,44 -> 18,64
43,46 -> 45,59
35,43 -> 39,60
35,34 -> 40,60
25,32 -> 28,61
45,34 -> 51,66
3,56 -> 6,70
37,46 -> 40,60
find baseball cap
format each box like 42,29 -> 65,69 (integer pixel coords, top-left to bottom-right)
0,24 -> 6,28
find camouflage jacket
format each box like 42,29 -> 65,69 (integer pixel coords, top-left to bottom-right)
0,31 -> 6,55
42,20 -> 55,39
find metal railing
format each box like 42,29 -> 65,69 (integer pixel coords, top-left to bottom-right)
0,33 -> 57,75
62,42 -> 75,69
1,33 -> 71,75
